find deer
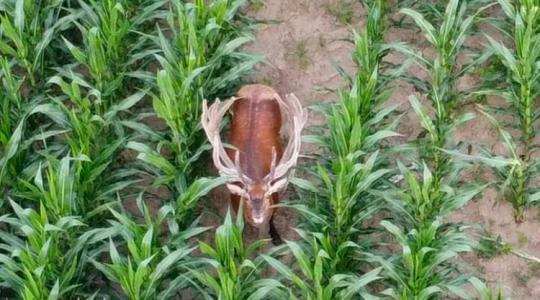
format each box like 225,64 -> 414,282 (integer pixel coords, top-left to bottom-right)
201,84 -> 307,244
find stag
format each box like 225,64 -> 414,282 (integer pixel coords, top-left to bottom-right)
202,84 -> 306,244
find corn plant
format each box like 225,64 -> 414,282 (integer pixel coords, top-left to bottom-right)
392,0 -> 492,28
0,155 -> 117,298
0,57 -> 31,194
393,0 -> 488,188
0,63 -> 66,211
282,0 -> 393,295
296,0 -> 394,262
263,229 -> 382,300
467,277 -> 508,300
88,173 -> 224,298
0,0 -> 77,204
0,202 -> 86,299
194,208 -> 282,300
61,0 -> 164,99
34,0 -> 170,224
371,163 -> 482,299
92,204 -> 197,299
41,77 -> 144,219
374,220 -> 472,299
382,162 -> 485,229
477,0 -> 540,220
453,107 -> 540,220
292,151 -> 390,273
0,0 -> 75,85
378,1 -> 496,298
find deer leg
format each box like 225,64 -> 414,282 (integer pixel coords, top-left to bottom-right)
230,193 -> 240,215
268,193 -> 283,245
269,213 -> 282,245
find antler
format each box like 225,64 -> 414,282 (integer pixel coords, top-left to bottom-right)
265,93 -> 307,194
201,98 -> 253,190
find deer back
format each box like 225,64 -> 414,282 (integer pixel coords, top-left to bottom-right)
227,85 -> 283,182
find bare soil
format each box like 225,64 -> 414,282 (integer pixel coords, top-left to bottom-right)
199,0 -> 540,298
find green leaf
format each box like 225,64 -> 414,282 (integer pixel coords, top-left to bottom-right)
14,0 -> 24,32
148,247 -> 194,288
47,280 -> 60,300
127,141 -> 176,175
104,91 -> 146,120
409,95 -> 436,137
0,118 -> 25,179
400,8 -> 438,46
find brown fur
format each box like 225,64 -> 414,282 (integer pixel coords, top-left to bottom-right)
226,84 -> 283,229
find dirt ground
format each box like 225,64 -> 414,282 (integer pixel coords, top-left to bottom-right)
201,0 -> 540,299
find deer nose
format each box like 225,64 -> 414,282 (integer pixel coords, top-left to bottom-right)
252,214 -> 265,225
250,200 -> 266,225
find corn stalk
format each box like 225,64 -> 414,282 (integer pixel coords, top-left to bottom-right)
0,155 -> 117,298
372,0 -> 492,298
195,208 -> 283,300
281,0 -> 394,296
0,0 -> 77,207
91,201 -> 200,300
478,0 -> 540,221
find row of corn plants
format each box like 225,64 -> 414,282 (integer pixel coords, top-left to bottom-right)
0,1 -> 126,296
0,0 -> 264,298
0,0 -> 74,209
262,1 -> 397,298
475,0 -> 540,221
373,0 -> 506,298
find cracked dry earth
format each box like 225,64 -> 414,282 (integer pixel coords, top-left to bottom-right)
200,1 -> 540,299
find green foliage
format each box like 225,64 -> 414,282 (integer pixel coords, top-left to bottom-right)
286,0 -> 392,295
373,164 -> 481,299
297,0 -> 394,245
45,77 -> 143,216
381,1 -> 497,298
0,0 -> 75,85
0,0 -> 77,202
195,209 -> 281,300
381,162 -> 485,228
394,0 -> 487,183
464,108 -> 540,220
264,229 -> 382,300
0,155 -> 116,298
62,0 -> 157,98
0,0 -> 258,298
467,277 -> 509,300
0,204 -> 87,299
476,234 -> 513,258
326,0 -> 354,25
476,0 -> 540,220
374,220 -> 472,299
92,204 -> 196,300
